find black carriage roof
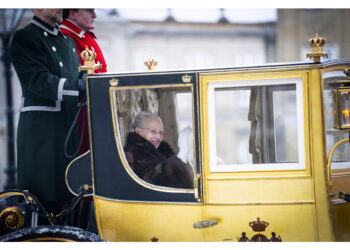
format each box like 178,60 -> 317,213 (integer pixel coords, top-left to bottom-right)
90,59 -> 350,78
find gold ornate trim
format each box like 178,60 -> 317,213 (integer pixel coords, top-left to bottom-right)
94,194 -> 202,205
0,191 -> 31,200
85,76 -> 96,197
326,138 -> 350,188
205,200 -> 315,205
65,150 -> 92,197
0,206 -> 25,232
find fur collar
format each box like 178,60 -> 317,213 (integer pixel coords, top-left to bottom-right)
125,132 -> 176,158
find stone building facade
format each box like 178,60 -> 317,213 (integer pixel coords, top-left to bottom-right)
277,9 -> 350,62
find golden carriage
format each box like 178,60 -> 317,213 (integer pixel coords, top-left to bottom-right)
1,35 -> 350,242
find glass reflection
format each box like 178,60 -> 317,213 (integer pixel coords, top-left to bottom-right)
214,84 -> 298,165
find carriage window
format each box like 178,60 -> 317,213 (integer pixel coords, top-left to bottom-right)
208,78 -> 305,172
323,72 -> 350,169
113,85 -> 195,190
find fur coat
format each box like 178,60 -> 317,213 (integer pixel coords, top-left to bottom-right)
124,132 -> 194,189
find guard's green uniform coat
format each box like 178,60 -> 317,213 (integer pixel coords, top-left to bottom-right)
10,16 -> 81,212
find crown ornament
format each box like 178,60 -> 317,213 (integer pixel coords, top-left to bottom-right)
109,78 -> 119,86
182,74 -> 192,83
306,34 -> 328,63
144,59 -> 158,70
249,217 -> 269,232
79,46 -> 102,74
81,47 -> 96,61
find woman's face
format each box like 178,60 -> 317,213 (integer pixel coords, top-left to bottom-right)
135,117 -> 164,148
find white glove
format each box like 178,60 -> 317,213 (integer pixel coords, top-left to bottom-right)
177,125 -> 192,163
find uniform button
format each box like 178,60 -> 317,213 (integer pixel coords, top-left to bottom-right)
73,48 -> 75,53
44,31 -> 48,36
52,46 -> 56,52
59,62 -> 63,67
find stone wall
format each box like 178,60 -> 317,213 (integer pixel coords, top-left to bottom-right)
277,9 -> 350,62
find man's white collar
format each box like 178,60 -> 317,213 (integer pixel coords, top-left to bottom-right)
59,19 -> 85,38
31,19 -> 59,36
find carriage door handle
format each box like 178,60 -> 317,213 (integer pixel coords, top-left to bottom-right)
193,219 -> 219,229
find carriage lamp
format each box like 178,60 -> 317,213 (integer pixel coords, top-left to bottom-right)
332,87 -> 350,129
332,69 -> 350,129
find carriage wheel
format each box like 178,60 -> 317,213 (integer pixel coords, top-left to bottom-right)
0,225 -> 105,242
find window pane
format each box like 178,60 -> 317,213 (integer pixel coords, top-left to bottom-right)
113,86 -> 195,189
211,82 -> 300,170
323,77 -> 350,167
176,92 -> 193,131
273,90 -> 298,162
214,89 -> 251,164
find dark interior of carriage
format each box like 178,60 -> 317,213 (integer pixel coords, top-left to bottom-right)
113,85 -> 195,189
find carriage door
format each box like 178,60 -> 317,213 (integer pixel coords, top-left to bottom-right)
90,73 -> 204,241
198,73 -> 316,241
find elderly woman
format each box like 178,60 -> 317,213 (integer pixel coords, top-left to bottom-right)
123,112 -> 193,189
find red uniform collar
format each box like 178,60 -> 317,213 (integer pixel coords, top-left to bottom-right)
59,19 -> 96,39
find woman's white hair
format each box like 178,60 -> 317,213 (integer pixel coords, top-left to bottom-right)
131,111 -> 161,130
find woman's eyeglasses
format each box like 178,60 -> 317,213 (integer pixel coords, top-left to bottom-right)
141,127 -> 165,137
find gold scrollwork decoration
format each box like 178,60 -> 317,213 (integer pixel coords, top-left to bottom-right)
0,206 -> 25,235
